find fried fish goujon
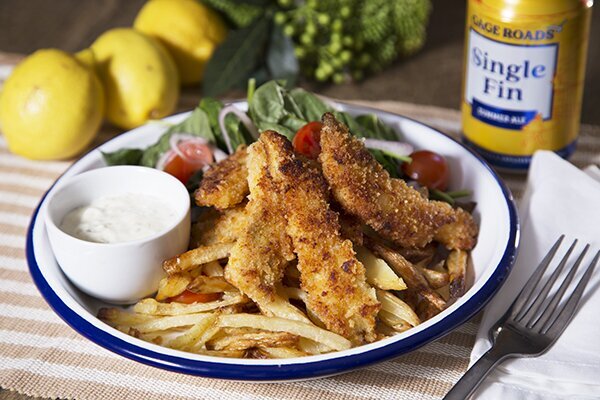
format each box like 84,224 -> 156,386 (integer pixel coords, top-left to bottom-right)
195,145 -> 249,209
260,131 -> 380,344
319,113 -> 457,249
224,139 -> 307,323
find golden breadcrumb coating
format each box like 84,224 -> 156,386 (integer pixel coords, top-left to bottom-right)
319,113 -> 456,248
190,204 -> 247,248
195,146 -> 249,209
435,207 -> 478,250
259,131 -> 380,344
224,137 -> 307,323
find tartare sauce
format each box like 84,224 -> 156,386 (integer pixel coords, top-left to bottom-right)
60,193 -> 176,243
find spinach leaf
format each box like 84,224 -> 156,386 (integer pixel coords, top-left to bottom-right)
248,81 -> 333,140
256,121 -> 296,140
248,80 -> 288,130
140,107 -> 214,167
266,24 -> 299,86
203,17 -> 270,97
225,113 -> 251,150
199,97 -> 227,150
332,111 -> 367,138
288,88 -> 331,122
356,114 -> 397,140
102,148 -> 143,166
199,97 -> 249,152
199,97 -> 222,134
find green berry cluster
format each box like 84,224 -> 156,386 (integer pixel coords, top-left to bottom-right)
274,0 -> 431,83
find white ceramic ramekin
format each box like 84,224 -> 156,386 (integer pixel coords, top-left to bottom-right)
44,165 -> 190,304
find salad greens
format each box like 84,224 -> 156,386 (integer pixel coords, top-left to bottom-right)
103,80 -> 404,178
102,80 -> 472,203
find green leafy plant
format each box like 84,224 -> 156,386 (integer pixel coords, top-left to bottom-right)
104,79 -> 470,202
200,0 -> 431,96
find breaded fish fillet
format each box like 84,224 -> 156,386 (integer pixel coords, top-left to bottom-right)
260,131 -> 380,344
195,146 -> 249,209
435,207 -> 478,250
224,138 -> 308,323
190,204 -> 247,248
319,113 -> 456,248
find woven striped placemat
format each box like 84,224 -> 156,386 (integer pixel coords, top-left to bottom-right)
1,71 -> 598,399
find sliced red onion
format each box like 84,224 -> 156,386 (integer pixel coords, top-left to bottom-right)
169,134 -> 210,163
155,149 -> 175,171
363,138 -> 414,158
212,147 -> 228,163
218,104 -> 259,154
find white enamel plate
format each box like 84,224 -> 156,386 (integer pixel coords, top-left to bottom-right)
27,102 -> 519,381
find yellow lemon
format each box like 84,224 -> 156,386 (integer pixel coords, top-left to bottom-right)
134,0 -> 228,85
91,28 -> 179,130
0,49 -> 104,160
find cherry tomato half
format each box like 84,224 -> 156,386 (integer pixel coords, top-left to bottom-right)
166,290 -> 223,304
293,121 -> 323,159
163,140 -> 213,184
402,150 -> 449,191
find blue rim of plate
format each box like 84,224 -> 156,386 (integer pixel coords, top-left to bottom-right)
26,105 -> 520,381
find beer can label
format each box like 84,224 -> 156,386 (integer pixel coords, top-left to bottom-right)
461,1 -> 591,170
466,29 -> 557,130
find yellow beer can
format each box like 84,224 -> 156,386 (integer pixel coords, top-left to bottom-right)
461,0 -> 593,170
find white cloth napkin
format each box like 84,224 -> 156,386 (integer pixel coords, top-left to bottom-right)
470,151 -> 600,400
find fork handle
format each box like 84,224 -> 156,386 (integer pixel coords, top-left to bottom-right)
443,346 -> 512,400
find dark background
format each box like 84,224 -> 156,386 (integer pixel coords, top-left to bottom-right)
0,0 -> 598,123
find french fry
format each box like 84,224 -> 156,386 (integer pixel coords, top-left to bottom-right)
98,307 -> 153,326
189,266 -> 204,278
436,285 -> 450,302
187,275 -> 237,294
163,242 -> 233,275
163,314 -> 217,351
367,239 -> 447,314
189,326 -> 222,352
261,298 -> 311,324
376,321 -> 397,337
218,314 -> 352,351
281,285 -> 322,326
397,244 -> 437,263
132,313 -> 215,333
429,259 -> 446,273
155,273 -> 192,301
260,346 -> 308,358
133,295 -> 247,316
379,310 -> 412,333
305,307 -> 327,329
209,331 -> 298,351
376,289 -> 420,330
446,249 -> 468,300
297,338 -> 333,355
124,327 -> 166,344
415,264 -> 449,289
355,246 -> 407,291
203,260 -> 224,277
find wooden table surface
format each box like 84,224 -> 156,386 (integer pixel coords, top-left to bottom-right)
0,0 -> 598,123
0,2 -> 598,399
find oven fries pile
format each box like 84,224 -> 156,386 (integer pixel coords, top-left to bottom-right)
99,113 -> 478,359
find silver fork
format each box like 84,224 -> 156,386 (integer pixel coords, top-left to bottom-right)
444,235 -> 600,400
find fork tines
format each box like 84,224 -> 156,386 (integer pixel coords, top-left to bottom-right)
508,235 -> 600,337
